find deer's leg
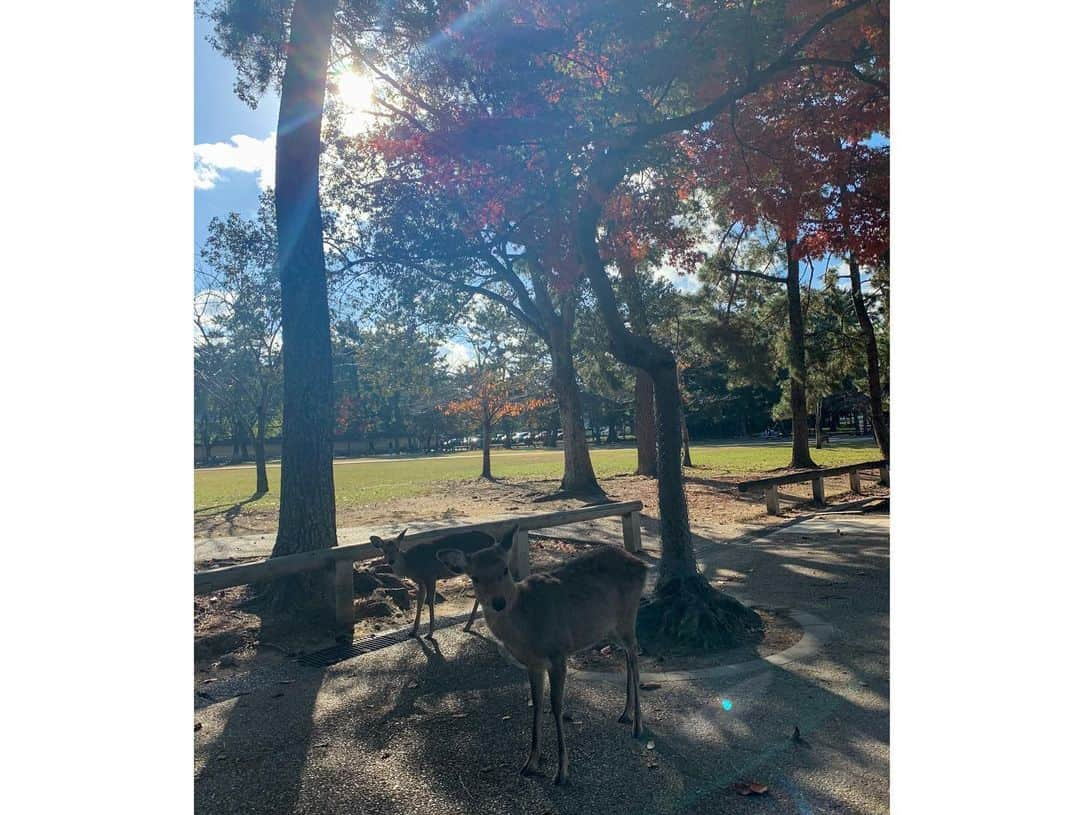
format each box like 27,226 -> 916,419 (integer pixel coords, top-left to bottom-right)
520,669 -> 545,777
425,579 -> 437,639
626,640 -> 643,738
549,658 -> 569,785
619,649 -> 634,724
410,581 -> 425,637
464,597 -> 480,632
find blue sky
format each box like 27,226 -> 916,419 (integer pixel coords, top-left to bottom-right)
194,13 -> 278,268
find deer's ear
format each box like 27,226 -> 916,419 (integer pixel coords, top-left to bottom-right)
498,525 -> 519,552
370,536 -> 385,550
437,549 -> 468,575
396,528 -> 407,543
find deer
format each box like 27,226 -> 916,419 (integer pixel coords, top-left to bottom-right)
369,529 -> 495,639
437,526 -> 648,785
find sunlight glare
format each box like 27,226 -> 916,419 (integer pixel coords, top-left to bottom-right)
332,67 -> 377,136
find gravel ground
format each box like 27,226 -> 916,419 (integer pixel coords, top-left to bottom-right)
195,509 -> 888,814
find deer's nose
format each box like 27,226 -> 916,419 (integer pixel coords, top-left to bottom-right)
491,596 -> 506,612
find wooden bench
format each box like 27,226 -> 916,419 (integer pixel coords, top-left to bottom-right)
193,500 -> 645,636
737,459 -> 888,515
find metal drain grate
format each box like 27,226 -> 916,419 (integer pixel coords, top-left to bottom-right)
297,612 -> 476,668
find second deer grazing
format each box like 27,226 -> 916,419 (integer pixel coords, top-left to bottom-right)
438,527 -> 648,785
370,529 -> 495,639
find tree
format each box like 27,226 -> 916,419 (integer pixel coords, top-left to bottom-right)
268,0 -> 340,614
814,143 -> 890,456
196,196 -> 283,494
443,303 -> 549,478
339,0 -> 886,648
322,103 -> 606,496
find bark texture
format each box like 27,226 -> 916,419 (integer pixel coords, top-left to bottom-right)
268,0 -> 339,615
544,294 -> 602,496
785,240 -> 816,469
617,259 -> 658,477
578,189 -> 760,650
849,257 -> 889,457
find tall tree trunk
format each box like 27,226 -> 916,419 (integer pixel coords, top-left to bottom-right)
785,240 -> 816,469
268,0 -> 338,616
481,416 -> 493,479
681,410 -> 692,467
838,141 -> 888,454
815,397 -> 824,450
548,321 -> 602,495
578,195 -> 760,650
634,373 -> 658,473
254,396 -> 269,496
231,418 -> 242,464
617,258 -> 658,476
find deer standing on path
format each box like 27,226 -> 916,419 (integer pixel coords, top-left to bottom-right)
370,529 -> 494,638
438,527 -> 648,785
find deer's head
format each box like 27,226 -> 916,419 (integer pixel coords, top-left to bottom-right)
370,528 -> 407,569
438,525 -> 518,613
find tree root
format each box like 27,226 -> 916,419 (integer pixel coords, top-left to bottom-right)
637,572 -> 763,652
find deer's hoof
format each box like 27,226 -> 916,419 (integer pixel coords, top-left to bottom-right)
520,760 -> 544,778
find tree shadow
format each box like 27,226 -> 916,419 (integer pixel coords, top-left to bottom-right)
194,508 -> 890,814
195,493 -> 270,537
194,611 -> 331,814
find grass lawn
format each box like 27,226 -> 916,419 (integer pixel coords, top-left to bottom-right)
194,439 -> 880,517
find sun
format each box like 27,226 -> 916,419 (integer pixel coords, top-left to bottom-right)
330,67 -> 377,135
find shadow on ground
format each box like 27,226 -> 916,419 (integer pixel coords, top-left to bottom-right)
195,512 -> 889,815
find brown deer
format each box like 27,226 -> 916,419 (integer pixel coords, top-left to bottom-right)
370,529 -> 495,638
438,527 -> 647,785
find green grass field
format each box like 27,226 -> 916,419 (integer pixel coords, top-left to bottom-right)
194,439 -> 880,517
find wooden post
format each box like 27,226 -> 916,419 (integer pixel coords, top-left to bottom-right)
510,528 -> 530,579
849,469 -> 862,494
330,558 -> 354,638
812,476 -> 826,506
765,485 -> 780,515
878,465 -> 890,486
621,510 -> 642,553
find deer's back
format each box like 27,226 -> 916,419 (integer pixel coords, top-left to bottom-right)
400,530 -> 496,583
503,546 -> 647,663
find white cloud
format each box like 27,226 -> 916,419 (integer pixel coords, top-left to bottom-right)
194,133 -> 276,191
438,340 -> 474,372
653,264 -> 702,293
193,289 -> 232,345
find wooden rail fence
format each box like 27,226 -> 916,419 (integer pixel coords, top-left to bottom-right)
737,460 -> 889,515
194,500 -> 645,635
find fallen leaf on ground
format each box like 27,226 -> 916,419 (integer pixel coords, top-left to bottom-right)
731,781 -> 769,796
646,740 -> 655,750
